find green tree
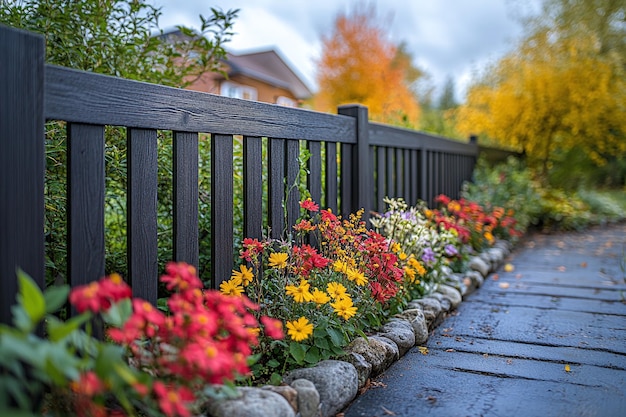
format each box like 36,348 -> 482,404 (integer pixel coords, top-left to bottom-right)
0,0 -> 238,286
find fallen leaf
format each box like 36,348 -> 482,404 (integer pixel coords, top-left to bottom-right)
557,266 -> 566,272
418,346 -> 429,355
463,277 -> 472,287
381,406 -> 397,415
515,273 -> 523,279
580,262 -> 588,268
499,282 -> 510,289
565,364 -> 571,372
483,353 -> 489,358
492,274 -> 499,280
445,349 -> 455,352
557,241 -> 566,248
504,263 -> 515,272
426,396 -> 437,404
506,359 -> 513,365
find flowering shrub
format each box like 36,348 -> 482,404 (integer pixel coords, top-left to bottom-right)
429,194 -> 522,251
1,263 -> 281,417
222,199 -> 403,383
370,197 -> 462,300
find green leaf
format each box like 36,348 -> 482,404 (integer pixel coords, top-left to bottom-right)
314,336 -> 329,350
10,305 -> 31,333
269,372 -> 283,386
101,298 -> 132,327
47,313 -> 91,342
95,344 -> 126,377
247,353 -> 263,366
326,327 -> 344,347
304,346 -> 320,364
16,269 -> 45,329
289,342 -> 308,364
267,358 -> 280,368
43,285 -> 70,314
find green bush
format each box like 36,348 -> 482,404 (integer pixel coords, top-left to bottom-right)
462,156 -> 542,233
464,156 -> 626,232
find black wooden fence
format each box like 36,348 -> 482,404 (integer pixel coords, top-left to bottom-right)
1,25 -> 483,324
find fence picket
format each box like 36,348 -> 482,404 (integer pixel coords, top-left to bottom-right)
127,128 -> 159,304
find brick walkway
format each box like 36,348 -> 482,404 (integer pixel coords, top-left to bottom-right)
344,223 -> 626,417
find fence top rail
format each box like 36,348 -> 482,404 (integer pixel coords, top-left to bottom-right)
368,121 -> 478,155
44,65 -> 356,142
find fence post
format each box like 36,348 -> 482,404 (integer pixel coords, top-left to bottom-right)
0,26 -> 46,324
337,105 -> 371,221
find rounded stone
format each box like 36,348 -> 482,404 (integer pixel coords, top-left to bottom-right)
347,336 -> 399,376
437,284 -> 462,309
469,256 -> 491,277
205,387 -> 295,417
283,360 -> 358,417
289,379 -> 320,417
342,351 -> 372,389
391,311 -> 428,345
378,319 -> 416,356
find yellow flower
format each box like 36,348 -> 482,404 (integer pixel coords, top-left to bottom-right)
484,232 -> 494,244
398,252 -> 408,261
408,258 -> 427,276
404,266 -> 417,282
331,298 -> 358,320
333,260 -> 348,273
219,278 -> 244,296
268,252 -> 289,269
390,242 -> 401,253
346,268 -> 367,286
231,264 -> 254,286
285,279 -> 314,303
286,316 -> 314,341
326,282 -> 347,299
311,288 -> 331,304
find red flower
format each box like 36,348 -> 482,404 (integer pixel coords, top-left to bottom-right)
70,371 -> 104,397
161,262 -> 203,292
320,209 -> 337,223
435,194 -> 451,205
98,273 -> 132,302
261,316 -> 284,340
240,238 -> 264,261
153,382 -> 195,417
299,198 -> 319,212
69,281 -> 107,313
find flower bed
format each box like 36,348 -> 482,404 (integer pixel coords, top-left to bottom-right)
0,195 -> 523,417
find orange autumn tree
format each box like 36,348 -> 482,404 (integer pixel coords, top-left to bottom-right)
314,4 -> 421,127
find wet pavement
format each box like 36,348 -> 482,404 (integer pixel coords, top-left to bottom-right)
344,223 -> 626,417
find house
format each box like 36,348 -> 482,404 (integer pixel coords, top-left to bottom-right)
161,28 -> 312,107
190,49 -> 312,107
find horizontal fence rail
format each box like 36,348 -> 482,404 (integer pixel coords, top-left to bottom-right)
0,25 -> 509,324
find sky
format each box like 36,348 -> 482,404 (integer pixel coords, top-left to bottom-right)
156,0 -> 541,101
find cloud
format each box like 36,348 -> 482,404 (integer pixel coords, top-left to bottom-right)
156,0 -> 534,99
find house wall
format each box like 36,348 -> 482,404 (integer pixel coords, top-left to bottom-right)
186,73 -> 299,106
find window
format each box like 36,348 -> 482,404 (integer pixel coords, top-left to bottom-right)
220,81 -> 257,101
276,96 -> 297,107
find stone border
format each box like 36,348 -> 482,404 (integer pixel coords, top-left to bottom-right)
204,240 -> 512,417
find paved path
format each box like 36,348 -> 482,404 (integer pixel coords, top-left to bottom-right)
344,224 -> 626,417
